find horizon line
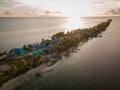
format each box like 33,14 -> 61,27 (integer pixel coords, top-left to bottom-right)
0,15 -> 120,18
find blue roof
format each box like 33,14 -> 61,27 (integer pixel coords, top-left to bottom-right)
43,46 -> 52,52
9,48 -> 27,56
14,48 -> 27,54
38,50 -> 45,54
44,46 -> 52,50
32,43 -> 45,50
40,43 -> 45,47
32,51 -> 39,55
32,49 -> 45,55
31,47 -> 37,51
32,43 -> 41,49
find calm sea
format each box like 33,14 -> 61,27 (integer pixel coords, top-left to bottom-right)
0,17 -> 113,51
0,17 -> 120,90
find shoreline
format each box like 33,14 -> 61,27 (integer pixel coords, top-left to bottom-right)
0,19 -> 112,89
0,64 -> 46,90
0,45 -> 82,90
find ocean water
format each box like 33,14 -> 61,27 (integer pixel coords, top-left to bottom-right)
0,17 -> 112,51
14,17 -> 120,90
1,17 -> 120,90
0,17 -> 66,51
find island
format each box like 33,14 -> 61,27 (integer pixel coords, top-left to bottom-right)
0,19 -> 112,87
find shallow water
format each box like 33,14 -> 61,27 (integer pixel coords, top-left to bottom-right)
11,17 -> 120,90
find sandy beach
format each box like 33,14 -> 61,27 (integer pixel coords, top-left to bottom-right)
0,44 -> 82,90
0,64 -> 47,90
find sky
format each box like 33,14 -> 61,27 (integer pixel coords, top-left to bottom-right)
0,0 -> 120,17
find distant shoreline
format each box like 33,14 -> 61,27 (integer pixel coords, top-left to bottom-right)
0,16 -> 68,19
0,15 -> 119,18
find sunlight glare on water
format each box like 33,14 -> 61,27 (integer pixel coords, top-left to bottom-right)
65,17 -> 85,32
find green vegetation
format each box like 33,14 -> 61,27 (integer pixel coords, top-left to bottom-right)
22,44 -> 33,52
0,54 -> 42,87
52,32 -> 64,39
0,19 -> 112,87
54,19 -> 112,53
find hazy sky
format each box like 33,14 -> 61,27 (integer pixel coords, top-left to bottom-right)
0,0 -> 120,17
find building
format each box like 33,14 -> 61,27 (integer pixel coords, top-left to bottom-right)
9,48 -> 27,56
32,49 -> 45,55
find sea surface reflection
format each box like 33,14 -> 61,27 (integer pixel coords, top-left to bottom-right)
0,17 -> 104,51
13,17 -> 120,90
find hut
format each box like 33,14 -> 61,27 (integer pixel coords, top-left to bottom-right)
38,50 -> 45,55
43,45 -> 52,53
15,48 -> 27,54
32,43 -> 41,50
9,48 -> 27,56
32,51 -> 39,55
32,49 -> 45,55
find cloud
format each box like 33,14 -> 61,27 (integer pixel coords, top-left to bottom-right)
2,5 -> 61,16
106,8 -> 120,15
44,10 -> 61,15
93,1 -> 107,4
4,10 -> 14,15
0,0 -> 22,8
92,0 -> 120,6
0,0 -> 61,16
